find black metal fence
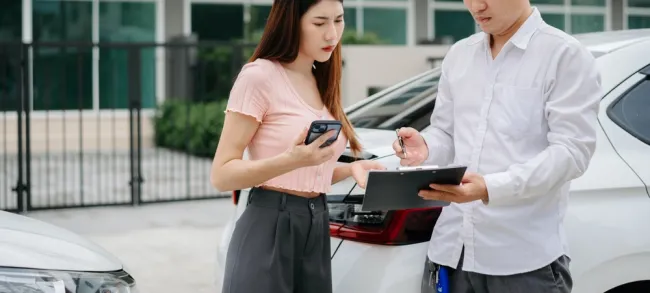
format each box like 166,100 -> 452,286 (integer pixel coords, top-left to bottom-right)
0,41 -> 255,212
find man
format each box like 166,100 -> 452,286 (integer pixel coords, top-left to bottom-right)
392,0 -> 602,292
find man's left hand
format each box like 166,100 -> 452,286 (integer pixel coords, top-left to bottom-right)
419,172 -> 489,203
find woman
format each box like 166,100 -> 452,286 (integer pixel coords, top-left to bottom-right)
210,1 -> 385,292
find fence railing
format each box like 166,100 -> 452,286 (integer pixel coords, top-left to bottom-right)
0,41 -> 256,212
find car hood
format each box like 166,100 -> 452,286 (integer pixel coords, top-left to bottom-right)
0,211 -> 123,272
348,128 -> 397,158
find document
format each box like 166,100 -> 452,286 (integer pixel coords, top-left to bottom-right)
361,165 -> 467,211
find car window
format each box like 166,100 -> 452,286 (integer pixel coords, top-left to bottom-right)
607,73 -> 650,145
348,72 -> 440,131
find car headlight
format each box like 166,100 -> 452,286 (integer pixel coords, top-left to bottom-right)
0,267 -> 138,293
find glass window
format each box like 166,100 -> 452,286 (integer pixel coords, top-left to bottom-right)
542,13 -> 565,30
363,7 -> 407,45
0,0 -> 21,41
629,16 -> 650,29
192,4 -> 243,41
33,0 -> 93,110
0,0 -> 22,112
628,0 -> 650,8
531,0 -> 564,5
247,6 -> 356,41
0,46 -> 22,113
607,77 -> 650,145
249,5 -> 271,42
571,14 -> 605,34
434,10 -> 476,43
571,0 -> 605,6
344,7 -> 357,31
348,73 -> 440,131
99,1 -> 157,109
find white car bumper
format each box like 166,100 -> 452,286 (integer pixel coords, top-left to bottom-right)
331,239 -> 428,293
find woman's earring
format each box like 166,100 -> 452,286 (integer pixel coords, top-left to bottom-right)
312,64 -> 316,69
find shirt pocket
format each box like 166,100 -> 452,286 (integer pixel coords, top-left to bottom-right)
490,83 -> 544,140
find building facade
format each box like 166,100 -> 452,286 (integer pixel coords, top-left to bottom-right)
1,0 -> 649,113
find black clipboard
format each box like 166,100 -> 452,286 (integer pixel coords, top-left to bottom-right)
361,165 -> 467,211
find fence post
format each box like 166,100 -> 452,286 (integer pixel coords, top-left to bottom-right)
128,47 -> 143,205
11,43 -> 31,213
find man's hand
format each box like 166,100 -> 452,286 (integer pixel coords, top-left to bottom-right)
392,127 -> 429,166
418,172 -> 489,204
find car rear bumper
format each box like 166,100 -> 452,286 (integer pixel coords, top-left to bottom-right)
331,239 -> 428,293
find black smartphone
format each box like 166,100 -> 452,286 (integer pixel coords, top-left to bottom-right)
305,120 -> 342,148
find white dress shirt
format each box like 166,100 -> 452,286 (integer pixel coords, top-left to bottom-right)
421,7 -> 602,275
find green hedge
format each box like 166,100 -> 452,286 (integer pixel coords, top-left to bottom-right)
153,99 -> 227,158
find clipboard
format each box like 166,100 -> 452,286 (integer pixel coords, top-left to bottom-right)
361,165 -> 467,211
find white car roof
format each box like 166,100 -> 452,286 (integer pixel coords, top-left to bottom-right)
575,28 -> 650,57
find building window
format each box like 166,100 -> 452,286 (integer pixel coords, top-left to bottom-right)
531,0 -> 564,5
33,0 -> 93,111
191,4 -> 244,41
344,7 -> 358,32
250,5 -> 271,41
571,0 -> 606,6
99,1 -> 157,110
0,0 -> 22,112
628,0 -> 650,8
628,16 -> 650,29
0,0 -> 22,41
571,14 -> 605,34
433,10 -> 475,43
29,0 -> 160,112
627,0 -> 650,29
363,7 -> 408,44
541,13 -> 566,30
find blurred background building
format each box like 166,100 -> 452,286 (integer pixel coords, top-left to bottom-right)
1,0 -> 649,113
1,0 -> 649,212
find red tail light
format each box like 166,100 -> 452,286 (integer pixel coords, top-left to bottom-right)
232,190 -> 240,205
328,198 -> 442,245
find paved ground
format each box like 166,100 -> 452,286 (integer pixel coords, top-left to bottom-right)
26,198 -> 234,293
0,148 -> 227,211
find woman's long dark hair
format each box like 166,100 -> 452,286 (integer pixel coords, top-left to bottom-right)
248,0 -> 362,154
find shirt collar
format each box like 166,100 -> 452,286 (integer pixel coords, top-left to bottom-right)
467,7 -> 544,50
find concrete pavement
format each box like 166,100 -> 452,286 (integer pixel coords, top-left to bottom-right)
26,198 -> 234,293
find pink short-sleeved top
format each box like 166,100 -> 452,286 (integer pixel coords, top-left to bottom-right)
225,58 -> 348,194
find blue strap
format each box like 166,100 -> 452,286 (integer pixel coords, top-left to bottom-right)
436,266 -> 449,293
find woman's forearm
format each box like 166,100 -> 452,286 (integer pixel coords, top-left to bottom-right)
331,164 -> 353,185
211,153 -> 300,192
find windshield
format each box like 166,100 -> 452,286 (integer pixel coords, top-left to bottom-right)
347,71 -> 441,131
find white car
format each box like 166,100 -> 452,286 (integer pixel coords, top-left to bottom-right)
216,29 -> 650,293
0,211 -> 139,292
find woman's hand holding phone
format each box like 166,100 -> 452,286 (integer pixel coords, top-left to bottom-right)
285,127 -> 337,168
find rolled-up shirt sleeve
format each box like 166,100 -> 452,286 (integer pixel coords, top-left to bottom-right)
484,42 -> 602,206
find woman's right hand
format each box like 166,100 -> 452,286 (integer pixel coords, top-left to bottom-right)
286,127 -> 337,168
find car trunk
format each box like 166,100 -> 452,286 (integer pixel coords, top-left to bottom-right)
327,129 -> 443,248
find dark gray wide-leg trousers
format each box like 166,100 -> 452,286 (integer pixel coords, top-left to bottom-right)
421,247 -> 573,293
221,187 -> 332,293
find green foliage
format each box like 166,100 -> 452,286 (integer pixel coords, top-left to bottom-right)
153,99 -> 227,158
194,44 -> 256,103
341,30 -> 385,45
